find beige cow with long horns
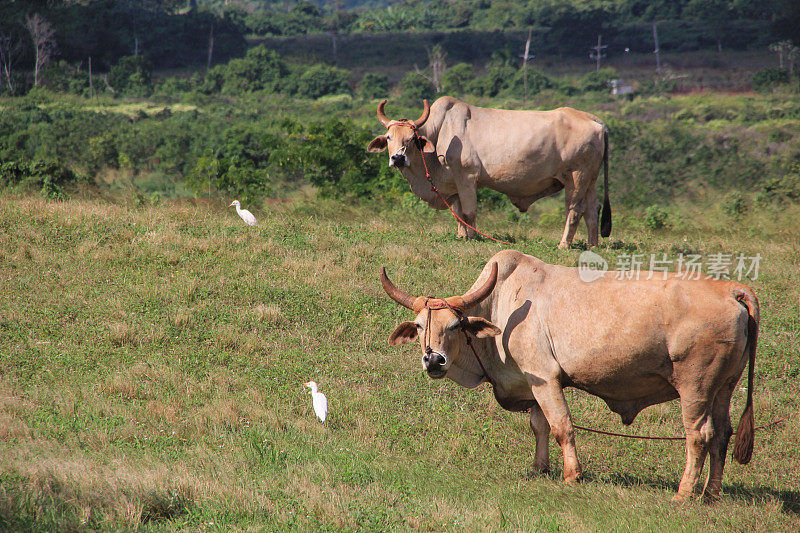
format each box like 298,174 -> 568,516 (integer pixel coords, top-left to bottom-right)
381,249 -> 758,501
368,97 -> 611,248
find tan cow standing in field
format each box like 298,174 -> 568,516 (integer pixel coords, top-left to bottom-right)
381,250 -> 758,501
368,97 -> 611,248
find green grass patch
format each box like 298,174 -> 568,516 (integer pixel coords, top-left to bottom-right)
0,195 -> 798,530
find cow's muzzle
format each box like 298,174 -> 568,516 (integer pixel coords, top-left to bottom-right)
422,350 -> 447,378
390,153 -> 408,167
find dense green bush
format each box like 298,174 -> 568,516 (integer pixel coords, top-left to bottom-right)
751,67 -> 791,93
186,151 -> 271,203
755,165 -> 800,204
203,45 -> 288,95
243,1 -> 326,36
296,65 -> 351,99
155,77 -> 194,96
43,62 -> 92,96
505,68 -> 554,98
108,55 -> 153,97
358,72 -> 389,99
397,72 -> 436,104
1,86 -> 798,209
0,159 -> 79,197
721,191 -> 747,217
440,63 -> 474,95
578,68 -> 617,93
467,64 -> 516,97
287,119 -> 400,198
644,205 -> 669,230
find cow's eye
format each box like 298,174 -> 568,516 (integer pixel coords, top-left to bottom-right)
414,323 -> 423,330
446,321 -> 460,331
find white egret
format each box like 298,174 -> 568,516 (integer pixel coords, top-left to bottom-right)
303,381 -> 328,423
229,200 -> 258,226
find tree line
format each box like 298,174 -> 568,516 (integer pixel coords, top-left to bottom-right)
1,1 -> 798,79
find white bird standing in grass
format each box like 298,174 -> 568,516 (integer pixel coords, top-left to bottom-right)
229,200 -> 258,226
303,381 -> 328,423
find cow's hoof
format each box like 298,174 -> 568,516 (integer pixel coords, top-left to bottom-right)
563,473 -> 582,484
671,492 -> 692,503
528,465 -> 550,476
557,242 -> 569,250
701,491 -> 721,504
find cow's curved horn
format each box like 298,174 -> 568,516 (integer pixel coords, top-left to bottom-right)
380,267 -> 417,309
413,99 -> 430,127
457,262 -> 498,309
377,99 -> 391,128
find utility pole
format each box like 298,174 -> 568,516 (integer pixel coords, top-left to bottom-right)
522,27 -> 533,104
89,56 -> 93,98
589,34 -> 607,71
652,22 -> 661,74
206,23 -> 214,71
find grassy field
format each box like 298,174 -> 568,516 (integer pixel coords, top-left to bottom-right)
0,194 -> 799,531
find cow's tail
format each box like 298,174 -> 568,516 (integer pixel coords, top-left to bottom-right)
600,127 -> 612,238
732,286 -> 759,465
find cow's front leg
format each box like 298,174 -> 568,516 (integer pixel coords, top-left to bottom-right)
558,184 -> 583,249
529,403 -> 551,474
529,382 -> 582,482
453,178 -> 478,239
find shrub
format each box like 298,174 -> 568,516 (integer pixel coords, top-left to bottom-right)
201,64 -> 226,94
43,61 -> 91,96
292,119 -> 381,196
721,191 -> 747,217
0,160 -> 79,193
223,46 -> 287,94
397,72 -> 436,104
504,68 -> 554,98
108,55 -> 153,97
467,64 -> 515,97
440,63 -> 474,95
644,205 -> 669,230
358,72 -> 389,99
41,175 -> 68,201
156,77 -> 194,96
751,67 -> 790,92
578,68 -> 616,93
296,64 -> 351,99
185,151 -> 271,203
200,46 -> 287,95
755,165 -> 800,204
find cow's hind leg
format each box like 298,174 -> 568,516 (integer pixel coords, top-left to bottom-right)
675,397 -> 713,501
702,379 -> 736,502
529,403 -> 551,474
583,188 -> 600,247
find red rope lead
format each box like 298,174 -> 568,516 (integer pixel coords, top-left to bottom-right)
387,120 -> 514,245
571,417 -> 787,441
418,151 -> 515,246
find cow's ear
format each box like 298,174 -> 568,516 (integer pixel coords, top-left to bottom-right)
463,317 -> 501,338
418,136 -> 436,153
389,321 -> 418,345
368,135 -> 388,153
